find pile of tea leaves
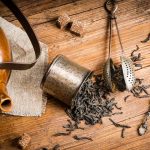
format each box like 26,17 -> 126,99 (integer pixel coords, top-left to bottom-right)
66,74 -> 122,125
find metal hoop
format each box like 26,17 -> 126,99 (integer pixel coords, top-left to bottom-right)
104,0 -> 118,15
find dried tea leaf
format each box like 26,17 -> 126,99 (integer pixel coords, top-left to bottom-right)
109,118 -> 131,138
124,95 -> 131,102
121,127 -> 125,138
109,118 -> 131,129
53,131 -> 71,136
73,135 -> 93,141
66,74 -> 119,125
52,144 -> 60,150
131,45 -> 139,56
112,112 -> 123,115
141,33 -> 150,43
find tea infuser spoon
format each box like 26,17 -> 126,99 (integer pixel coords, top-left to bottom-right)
103,0 -> 118,92
105,0 -> 136,91
113,5 -> 135,91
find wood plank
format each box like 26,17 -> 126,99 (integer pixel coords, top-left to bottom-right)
0,0 -> 79,21
8,0 -> 150,27
0,0 -> 150,149
64,115 -> 150,150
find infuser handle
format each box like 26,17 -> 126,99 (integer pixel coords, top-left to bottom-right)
104,0 -> 125,54
104,0 -> 118,18
0,0 -> 41,70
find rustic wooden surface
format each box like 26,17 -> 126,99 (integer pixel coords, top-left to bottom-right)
0,0 -> 150,149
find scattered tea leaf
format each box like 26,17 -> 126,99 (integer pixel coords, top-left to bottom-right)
138,95 -> 150,98
114,103 -> 122,110
141,33 -> 150,43
53,131 -> 71,136
121,127 -> 125,138
134,63 -> 142,69
52,144 -> 60,150
109,118 -> 131,129
109,118 -> 131,138
73,135 -> 93,141
124,95 -> 131,102
66,74 -> 118,125
131,45 -> 139,56
112,112 -> 123,115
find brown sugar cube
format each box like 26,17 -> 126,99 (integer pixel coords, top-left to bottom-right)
18,133 -> 31,149
70,21 -> 84,36
56,13 -> 71,29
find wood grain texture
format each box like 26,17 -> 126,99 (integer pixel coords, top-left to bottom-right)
0,0 -> 150,149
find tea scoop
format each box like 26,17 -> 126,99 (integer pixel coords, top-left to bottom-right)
103,0 -> 118,92
113,8 -> 136,91
104,0 -> 135,91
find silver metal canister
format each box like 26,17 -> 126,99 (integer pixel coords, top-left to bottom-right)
41,55 -> 92,105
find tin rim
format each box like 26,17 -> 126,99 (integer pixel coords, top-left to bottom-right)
40,54 -> 64,89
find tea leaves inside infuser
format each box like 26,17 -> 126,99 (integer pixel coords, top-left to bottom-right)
103,58 -> 116,92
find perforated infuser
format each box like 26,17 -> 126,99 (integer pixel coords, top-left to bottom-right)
103,0 -> 136,91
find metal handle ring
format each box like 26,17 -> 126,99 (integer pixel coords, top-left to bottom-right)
104,0 -> 118,15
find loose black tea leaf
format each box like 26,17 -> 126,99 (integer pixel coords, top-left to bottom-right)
109,118 -> 131,138
136,78 -> 144,85
124,95 -> 130,102
112,65 -> 126,92
109,118 -> 131,129
73,135 -> 93,141
143,85 -> 150,89
130,45 -> 144,62
114,103 -> 122,110
131,78 -> 150,99
112,112 -> 123,115
52,144 -> 60,150
63,119 -> 84,132
65,109 -> 74,119
138,53 -> 141,59
53,131 -> 71,136
66,74 -> 121,125
131,45 -> 139,56
138,95 -> 150,98
141,33 -> 150,43
141,86 -> 149,95
134,63 -> 142,69
121,127 -> 125,138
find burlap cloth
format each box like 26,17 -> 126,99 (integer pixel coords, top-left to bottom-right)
0,17 -> 48,116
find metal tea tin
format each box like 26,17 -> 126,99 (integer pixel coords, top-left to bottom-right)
41,55 -> 92,105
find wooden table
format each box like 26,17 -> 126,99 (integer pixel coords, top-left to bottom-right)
0,0 -> 150,149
